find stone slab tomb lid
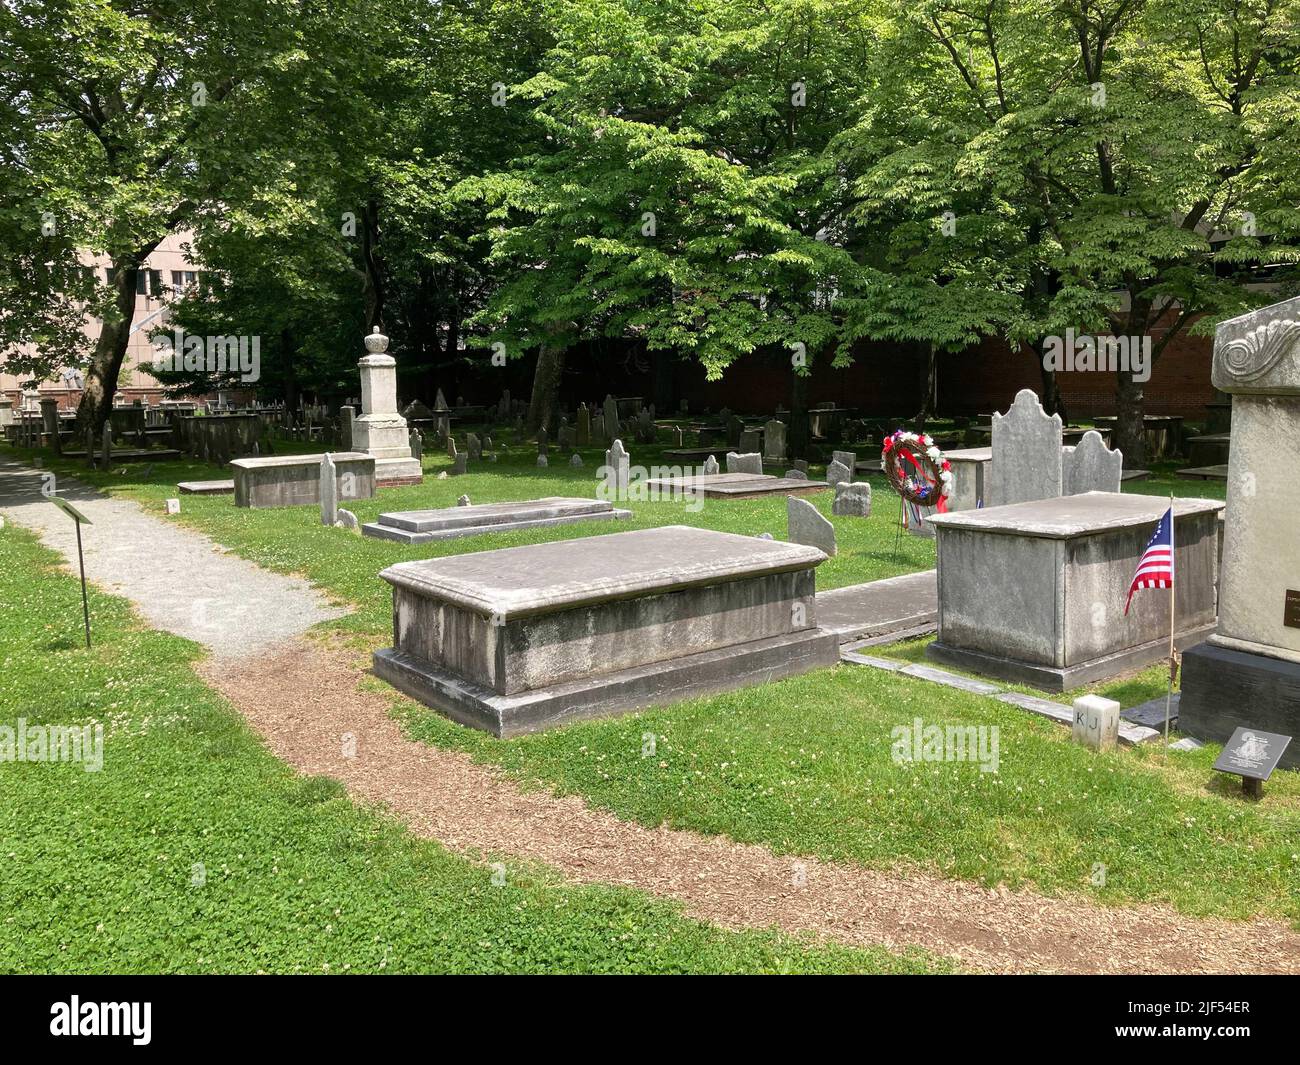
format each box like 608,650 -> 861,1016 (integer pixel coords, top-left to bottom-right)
379,525 -> 829,621
926,491 -> 1223,539
229,451 -> 373,470
1211,294 -> 1300,395
376,496 -> 613,533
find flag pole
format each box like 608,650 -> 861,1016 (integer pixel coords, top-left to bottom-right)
1164,493 -> 1175,750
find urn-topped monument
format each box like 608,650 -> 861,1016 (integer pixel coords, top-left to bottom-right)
1180,295 -> 1300,766
353,326 -> 422,486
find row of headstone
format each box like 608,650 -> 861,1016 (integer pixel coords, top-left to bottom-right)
989,389 -> 1123,506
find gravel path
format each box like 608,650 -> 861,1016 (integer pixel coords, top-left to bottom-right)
0,457 -> 347,658
206,637 -> 1300,975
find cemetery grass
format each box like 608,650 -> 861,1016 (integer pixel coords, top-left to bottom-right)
24,442 -> 1300,924
0,523 -> 951,974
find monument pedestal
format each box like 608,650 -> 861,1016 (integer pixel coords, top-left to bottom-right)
373,526 -> 839,736
1180,642 -> 1300,770
1178,296 -> 1300,755
354,328 -> 423,486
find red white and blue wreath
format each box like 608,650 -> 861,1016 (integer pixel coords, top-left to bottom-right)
881,430 -> 952,530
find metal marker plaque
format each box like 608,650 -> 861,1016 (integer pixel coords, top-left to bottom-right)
1212,727 -> 1292,782
1285,589 -> 1300,629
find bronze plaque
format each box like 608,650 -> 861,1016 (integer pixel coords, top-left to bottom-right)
1286,589 -> 1300,629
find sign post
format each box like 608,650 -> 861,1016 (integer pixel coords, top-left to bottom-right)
50,497 -> 93,648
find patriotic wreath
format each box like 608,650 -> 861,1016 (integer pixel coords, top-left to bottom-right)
881,430 -> 952,514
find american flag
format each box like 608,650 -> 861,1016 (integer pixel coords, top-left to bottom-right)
1124,506 -> 1174,615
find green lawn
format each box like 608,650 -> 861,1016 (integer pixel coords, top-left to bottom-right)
13,436 -> 1297,925
0,523 -> 947,974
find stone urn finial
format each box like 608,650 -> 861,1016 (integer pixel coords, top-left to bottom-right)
364,326 -> 389,354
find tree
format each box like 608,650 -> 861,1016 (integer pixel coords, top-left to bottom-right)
0,0 -> 313,435
464,0 -> 872,443
845,0 -> 1300,463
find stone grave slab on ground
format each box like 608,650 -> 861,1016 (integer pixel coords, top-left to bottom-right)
643,471 -> 828,499
177,479 -> 235,495
926,492 -> 1223,691
817,570 -> 937,644
363,497 -> 632,545
372,526 -> 840,736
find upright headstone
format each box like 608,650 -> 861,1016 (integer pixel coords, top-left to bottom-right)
409,428 -> 423,462
672,425 -> 683,447
739,428 -> 761,454
703,454 -> 720,475
447,435 -> 458,460
763,419 -> 787,463
726,451 -> 763,475
831,450 -> 856,472
434,388 -> 448,411
603,394 -> 619,442
988,389 -> 1063,507
787,497 -> 836,557
452,452 -> 467,476
726,415 -> 744,449
825,459 -> 852,486
337,508 -> 361,534
457,494 -> 471,506
320,453 -> 338,526
569,453 -> 583,467
833,481 -> 872,517
39,397 -> 60,454
101,425 -> 112,468
1063,430 -> 1123,495
340,405 -> 356,451
784,468 -> 809,481
576,404 -> 591,446
604,438 -> 630,495
467,432 -> 482,460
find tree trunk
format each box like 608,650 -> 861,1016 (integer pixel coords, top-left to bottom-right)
915,342 -> 937,428
527,341 -> 565,434
789,365 -> 810,460
77,260 -> 139,439
1114,368 -> 1146,468
1034,339 -> 1067,423
361,198 -> 384,332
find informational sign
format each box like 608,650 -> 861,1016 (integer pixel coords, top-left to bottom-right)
1285,589 -> 1300,629
50,496 -> 93,526
1212,727 -> 1292,782
49,497 -> 93,648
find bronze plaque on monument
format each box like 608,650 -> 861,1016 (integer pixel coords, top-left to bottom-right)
1286,589 -> 1300,629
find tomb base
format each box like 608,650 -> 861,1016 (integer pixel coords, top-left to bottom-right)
1179,641 -> 1300,769
375,629 -> 839,737
928,622 -> 1216,693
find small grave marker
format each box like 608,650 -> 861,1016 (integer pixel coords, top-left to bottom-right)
1213,727 -> 1292,800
